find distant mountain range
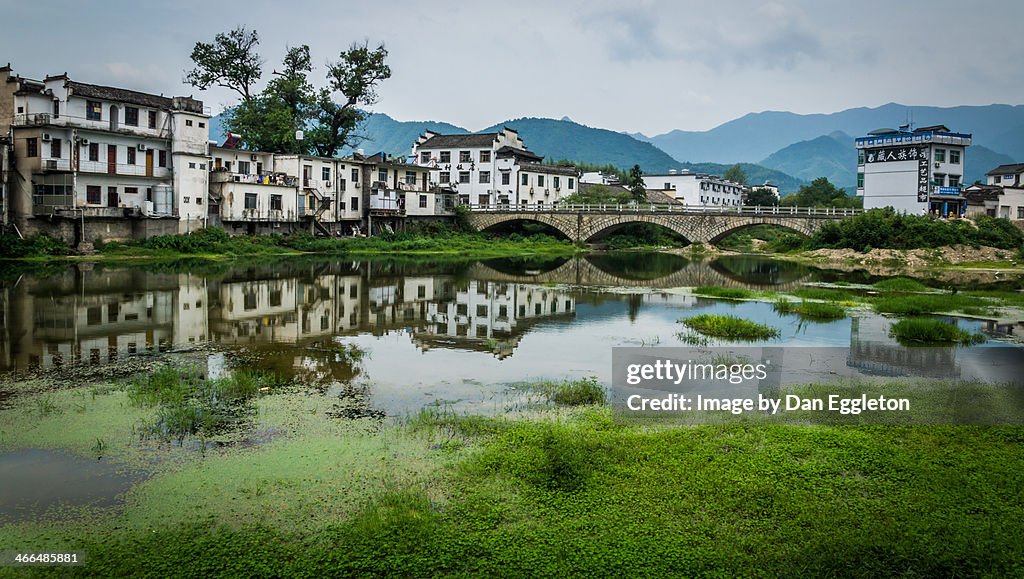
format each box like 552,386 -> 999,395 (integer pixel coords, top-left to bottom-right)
209,102 -> 1021,195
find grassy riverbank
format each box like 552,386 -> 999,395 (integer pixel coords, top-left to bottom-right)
0,370 -> 1021,577
0,228 -> 580,263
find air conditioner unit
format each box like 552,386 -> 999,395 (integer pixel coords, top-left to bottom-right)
44,160 -> 58,170
934,161 -> 941,168
250,154 -> 258,161
137,144 -> 147,151
42,133 -> 52,142
544,189 -> 550,196
80,138 -> 90,146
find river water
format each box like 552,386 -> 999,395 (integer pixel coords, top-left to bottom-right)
2,253 -> 1022,415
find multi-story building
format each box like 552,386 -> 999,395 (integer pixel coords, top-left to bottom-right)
642,169 -> 744,207
360,152 -> 444,234
856,125 -> 971,216
0,66 -> 211,242
579,171 -> 621,186
411,128 -> 577,207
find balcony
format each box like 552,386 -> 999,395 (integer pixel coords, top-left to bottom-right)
40,158 -> 72,172
211,170 -> 296,187
78,160 -> 171,179
11,112 -> 170,140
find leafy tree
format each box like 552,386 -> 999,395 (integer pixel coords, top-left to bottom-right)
628,164 -> 646,202
308,42 -> 391,157
745,187 -> 779,206
781,177 -> 861,208
185,26 -> 263,102
723,164 -> 747,186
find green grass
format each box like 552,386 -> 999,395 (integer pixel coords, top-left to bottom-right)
871,293 -> 987,315
773,298 -> 847,321
24,416 -> 1024,577
871,277 -> 930,292
693,286 -> 756,300
679,314 -> 780,341
537,377 -> 606,406
790,287 -> 856,302
889,318 -> 987,346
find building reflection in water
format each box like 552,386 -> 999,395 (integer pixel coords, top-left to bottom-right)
0,263 -> 577,373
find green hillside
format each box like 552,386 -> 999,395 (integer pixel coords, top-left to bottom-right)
340,113 -> 469,157
760,133 -> 857,189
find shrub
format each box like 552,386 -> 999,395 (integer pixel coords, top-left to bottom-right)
0,233 -> 70,258
541,377 -> 606,406
808,208 -> 1024,251
872,277 -> 929,292
773,299 -> 846,321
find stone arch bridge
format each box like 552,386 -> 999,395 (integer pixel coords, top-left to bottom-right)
466,205 -> 861,244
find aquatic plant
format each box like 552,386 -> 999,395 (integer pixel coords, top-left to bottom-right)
678,314 -> 780,341
773,298 -> 847,321
889,318 -> 986,346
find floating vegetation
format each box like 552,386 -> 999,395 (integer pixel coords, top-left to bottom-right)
888,318 -> 986,346
790,287 -> 856,302
773,298 -> 847,321
678,314 -> 780,341
126,365 -> 289,444
871,294 -> 987,315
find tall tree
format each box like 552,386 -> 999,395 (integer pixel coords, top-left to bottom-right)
185,26 -> 263,102
628,164 -> 646,202
723,164 -> 748,186
745,187 -> 779,206
307,42 -> 392,157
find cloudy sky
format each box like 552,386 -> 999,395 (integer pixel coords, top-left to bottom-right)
3,0 -> 1021,135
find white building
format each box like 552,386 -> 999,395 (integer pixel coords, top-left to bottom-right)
981,163 -> 1024,220
580,171 -> 621,186
412,128 -> 576,207
856,125 -> 971,216
642,169 -> 744,207
750,181 -> 780,200
1,66 -> 211,241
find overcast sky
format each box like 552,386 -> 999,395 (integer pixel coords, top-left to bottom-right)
3,0 -> 1021,135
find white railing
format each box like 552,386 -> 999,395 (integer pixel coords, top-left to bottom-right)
464,204 -> 864,217
78,160 -> 172,178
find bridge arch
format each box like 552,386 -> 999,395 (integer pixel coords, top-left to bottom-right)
473,214 -> 577,240
581,215 -> 695,244
706,219 -> 814,244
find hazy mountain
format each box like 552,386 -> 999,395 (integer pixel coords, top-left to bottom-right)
965,145 -> 1015,184
477,117 -> 680,172
639,103 -> 1024,163
760,132 -> 857,188
340,113 -> 469,157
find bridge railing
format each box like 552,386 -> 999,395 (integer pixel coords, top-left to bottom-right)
463,203 -> 864,217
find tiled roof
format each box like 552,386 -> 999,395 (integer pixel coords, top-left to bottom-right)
986,163 -> 1024,176
67,81 -> 174,110
518,163 -> 578,177
417,133 -> 498,149
495,145 -> 541,161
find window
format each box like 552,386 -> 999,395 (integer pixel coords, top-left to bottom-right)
950,150 -> 961,164
322,167 -> 330,181
857,150 -> 865,165
378,169 -> 387,183
419,194 -> 427,208
538,175 -> 545,187
124,187 -> 138,195
238,161 -> 250,175
351,168 -> 359,183
200,163 -> 205,170
270,194 -> 282,211
933,173 -> 945,187
995,175 -> 1002,183
53,100 -> 60,118
458,171 -> 470,183
479,171 -> 490,184
948,175 -> 960,188
439,151 -> 451,163
857,173 -> 864,188
125,107 -> 139,127
244,193 -> 257,209
148,110 -> 157,129
26,137 -> 38,157
405,171 -> 417,185
188,162 -> 196,169
158,150 -> 167,167
479,150 -> 491,163
87,185 -> 101,204
501,172 -> 510,185
89,143 -> 99,162
1018,207 -> 1024,219
50,138 -> 61,159
127,147 -> 136,165
185,119 -> 193,127
439,171 -> 450,183
568,178 -> 574,189
553,176 -> 560,189
459,151 -> 471,163
198,122 -> 205,128
86,101 -> 102,121
196,197 -> 202,204
934,148 -> 945,163
521,173 -> 529,186
420,151 -> 431,163
476,304 -> 488,317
